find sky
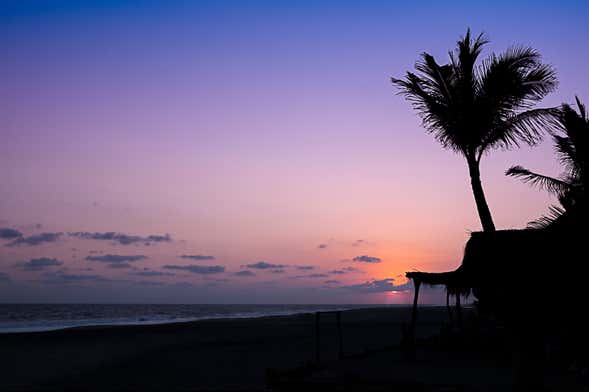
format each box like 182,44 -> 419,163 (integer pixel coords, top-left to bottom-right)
1,0 -> 588,304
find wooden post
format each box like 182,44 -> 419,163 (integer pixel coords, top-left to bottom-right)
336,311 -> 343,359
315,312 -> 321,363
446,289 -> 454,327
409,280 -> 421,340
456,292 -> 462,329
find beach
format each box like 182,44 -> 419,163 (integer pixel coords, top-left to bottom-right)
0,306 -> 457,391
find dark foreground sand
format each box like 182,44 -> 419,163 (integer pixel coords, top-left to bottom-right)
0,307 -> 441,390
0,306 -> 580,391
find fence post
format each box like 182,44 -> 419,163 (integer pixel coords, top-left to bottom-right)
315,312 -> 321,363
336,311 -> 343,359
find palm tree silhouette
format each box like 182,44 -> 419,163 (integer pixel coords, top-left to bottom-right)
392,29 -> 558,232
507,97 -> 588,228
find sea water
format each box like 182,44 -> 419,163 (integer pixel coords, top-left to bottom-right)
0,303 -> 381,333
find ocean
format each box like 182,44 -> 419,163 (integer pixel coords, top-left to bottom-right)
0,303 -> 386,333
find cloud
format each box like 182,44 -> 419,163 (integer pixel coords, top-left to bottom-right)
0,228 -> 22,239
234,270 -> 255,277
352,255 -> 381,263
352,239 -> 365,247
134,280 -> 165,286
294,273 -> 329,279
6,232 -> 62,247
41,271 -> 110,284
163,265 -> 225,274
85,254 -> 147,263
0,272 -> 11,283
179,255 -> 215,261
318,244 -> 328,249
244,262 -> 287,269
107,262 -> 133,269
69,232 -> 172,245
132,270 -> 175,277
342,278 -> 411,293
296,265 -> 315,270
18,257 -> 63,271
144,234 -> 172,242
204,277 -> 229,283
329,267 -> 360,275
324,280 -> 340,284
271,269 -> 285,274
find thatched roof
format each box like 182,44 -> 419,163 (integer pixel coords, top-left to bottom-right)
405,271 -> 459,286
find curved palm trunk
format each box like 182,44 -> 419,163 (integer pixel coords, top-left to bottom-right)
467,158 -> 496,232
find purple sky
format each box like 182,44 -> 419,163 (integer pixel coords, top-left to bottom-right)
1,1 -> 588,304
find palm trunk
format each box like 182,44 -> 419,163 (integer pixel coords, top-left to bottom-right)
467,158 -> 496,232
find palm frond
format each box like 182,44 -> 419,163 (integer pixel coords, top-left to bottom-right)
477,107 -> 559,157
553,99 -> 589,182
477,46 -> 557,113
392,30 -> 557,164
553,134 -> 578,175
527,205 -> 566,229
392,60 -> 463,153
505,165 -> 571,195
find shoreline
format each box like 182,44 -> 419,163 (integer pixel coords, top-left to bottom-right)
0,303 -> 430,335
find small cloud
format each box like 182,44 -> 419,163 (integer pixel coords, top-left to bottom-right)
163,265 -> 225,274
107,262 -> 133,269
296,265 -> 315,270
234,270 -> 255,277
69,232 -> 172,245
18,257 -> 63,271
243,262 -> 287,269
271,269 -> 285,274
329,267 -> 361,275
86,254 -> 147,263
203,277 -> 229,287
6,232 -> 62,247
342,278 -> 411,293
294,273 -> 329,279
144,234 -> 172,242
324,280 -> 340,284
352,255 -> 381,263
134,280 -> 165,286
41,271 -> 110,284
352,239 -> 365,247
0,272 -> 11,283
317,244 -> 328,249
132,270 -> 175,277
0,228 -> 22,239
179,255 -> 215,261
205,277 -> 229,283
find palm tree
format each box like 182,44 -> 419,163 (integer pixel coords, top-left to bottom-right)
392,29 -> 558,232
506,97 -> 588,228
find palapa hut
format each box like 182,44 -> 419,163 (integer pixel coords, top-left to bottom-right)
405,203 -> 586,340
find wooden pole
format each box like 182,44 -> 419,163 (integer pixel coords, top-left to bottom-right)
456,292 -> 462,329
409,280 -> 421,340
315,312 -> 321,363
446,289 -> 454,327
336,311 -> 343,359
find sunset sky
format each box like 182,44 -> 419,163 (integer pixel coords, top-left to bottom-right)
1,0 -> 588,304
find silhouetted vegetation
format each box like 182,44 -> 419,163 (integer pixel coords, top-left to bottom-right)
507,97 -> 588,228
392,29 -> 558,232
398,30 -> 588,391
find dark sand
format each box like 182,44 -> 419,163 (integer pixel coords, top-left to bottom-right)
2,306 -> 569,391
0,307 -> 437,390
